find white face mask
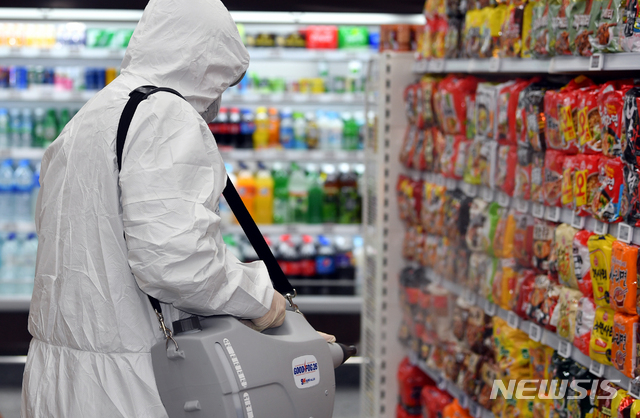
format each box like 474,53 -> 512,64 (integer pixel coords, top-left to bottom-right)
199,97 -> 222,123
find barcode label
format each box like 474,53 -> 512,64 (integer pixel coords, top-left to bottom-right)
489,57 -> 501,72
617,222 -> 633,243
594,221 -> 609,235
546,206 -> 561,222
532,203 -> 545,219
558,340 -> 572,358
507,311 -> 520,329
589,54 -> 604,71
528,324 -> 542,342
589,359 -> 605,377
431,59 -> 445,73
571,212 -> 585,229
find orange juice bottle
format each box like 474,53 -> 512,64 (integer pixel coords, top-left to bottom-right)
236,163 -> 256,218
254,163 -> 274,224
267,107 -> 280,147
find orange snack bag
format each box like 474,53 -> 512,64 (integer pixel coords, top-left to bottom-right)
611,313 -> 639,378
442,399 -> 472,418
610,241 -> 640,315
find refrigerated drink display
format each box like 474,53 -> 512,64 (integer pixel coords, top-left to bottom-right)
227,108 -> 241,148
305,112 -> 320,149
292,111 -> 306,149
13,160 -> 33,223
0,109 -> 8,148
42,109 -> 59,147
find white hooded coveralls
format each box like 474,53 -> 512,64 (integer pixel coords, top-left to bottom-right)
21,0 -> 275,416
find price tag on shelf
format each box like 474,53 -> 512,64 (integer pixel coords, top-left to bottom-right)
484,301 -> 497,317
589,53 -> 604,71
446,178 -> 457,190
571,212 -> 586,229
459,394 -> 469,409
481,187 -> 494,202
489,57 -> 501,72
589,359 -> 605,377
462,182 -> 478,197
528,323 -> 542,342
464,289 -> 476,306
594,221 -> 609,235
617,222 -> 633,243
431,59 -> 445,73
532,203 -> 545,219
629,378 -> 640,399
469,403 -> 482,418
437,373 -> 447,390
516,199 -> 529,213
546,206 -> 561,222
558,340 -> 572,358
507,311 -> 520,329
497,192 -> 510,207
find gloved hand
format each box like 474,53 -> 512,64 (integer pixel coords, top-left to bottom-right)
250,291 -> 286,332
317,331 -> 336,343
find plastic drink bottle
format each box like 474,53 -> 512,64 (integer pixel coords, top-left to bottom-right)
9,108 -> 20,148
315,235 -> 336,294
227,108 -> 241,149
42,109 -> 58,147
272,162 -> 289,224
17,232 -> 37,295
338,163 -> 359,224
267,107 -> 280,148
214,108 -> 230,148
236,163 -> 256,218
20,108 -> 33,148
238,109 -> 255,149
0,109 -> 9,148
254,163 -> 274,224
0,233 -> 18,294
58,108 -> 70,136
288,163 -> 308,223
306,164 -> 323,224
31,162 -> 40,220
354,111 -> 366,150
253,107 -> 269,149
334,235 -> 355,282
292,111 -> 306,149
298,234 -> 317,295
342,112 -> 359,150
305,112 -> 319,149
327,112 -> 343,151
322,164 -> 339,223
0,160 -> 14,222
14,160 -> 33,223
317,111 -> 331,150
279,109 -> 294,149
32,108 -> 45,148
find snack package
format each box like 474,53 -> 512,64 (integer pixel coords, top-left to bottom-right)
500,2 -> 526,57
400,125 -> 418,169
441,135 -> 466,179
555,223 -> 579,288
625,160 -> 640,228
464,10 -> 483,58
444,18 -> 463,59
591,0 -> 626,52
482,257 -> 500,300
466,91 -> 477,141
521,1 -> 535,58
463,140 -> 486,185
520,84 -> 549,152
588,234 -> 616,307
544,89 -> 563,150
515,271 -> 537,318
533,219 -> 556,273
494,258 -> 518,309
514,211 -> 535,267
420,386 -> 453,418
622,0 -> 640,53
496,144 -> 518,196
609,241 -> 639,314
547,0 -> 564,53
552,287 -> 584,342
561,156 -> 578,209
623,87 -> 640,167
558,78 -> 597,153
493,209 -> 517,258
475,83 -> 500,142
574,229 -> 595,297
420,77 -> 437,129
531,0 -> 553,57
591,157 -> 628,223
435,75 -> 480,136
442,399 -> 473,418
568,0 -> 602,56
531,151 -> 546,203
528,274 -> 561,329
481,141 -> 499,188
466,199 -> 489,252
590,306 -> 615,365
497,79 -> 534,145
553,0 -> 573,55
599,80 -> 635,158
468,252 -> 491,292
454,140 -> 472,179
514,145 -> 533,200
612,313 -> 639,378
433,128 -> 447,174
577,86 -> 603,154
574,154 -> 603,217
482,202 -> 502,256
575,296 -> 596,355
544,150 -> 566,207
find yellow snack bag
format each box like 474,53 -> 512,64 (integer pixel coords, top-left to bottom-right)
630,400 -> 640,418
521,1 -> 535,58
611,389 -> 628,418
589,306 -> 615,366
588,234 -> 617,307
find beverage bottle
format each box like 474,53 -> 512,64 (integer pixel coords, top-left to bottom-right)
279,108 -> 294,149
32,108 -> 45,148
254,163 -> 274,224
14,159 -> 33,223
317,61 -> 330,93
20,108 -> 33,148
298,234 -> 317,295
227,107 -> 241,149
306,164 -> 323,224
214,107 -> 230,149
338,163 -> 359,224
322,164 -> 339,223
288,163 -> 308,223
57,108 -> 70,136
267,107 -> 280,148
272,162 -> 289,224
208,112 -> 222,144
0,160 -> 14,222
238,109 -> 255,149
0,109 -> 9,148
236,163 -> 256,219
334,235 -> 355,286
253,107 -> 269,149
317,111 -> 331,150
354,110 -> 366,150
342,112 -> 359,150
17,232 -> 37,295
292,111 -> 307,149
42,109 -> 58,147
327,112 -> 343,151
9,108 -> 21,148
315,235 -> 336,294
305,112 -> 319,149
31,162 -> 40,220
0,233 -> 18,294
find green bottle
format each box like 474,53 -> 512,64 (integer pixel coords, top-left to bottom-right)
288,163 -> 308,223
272,162 -> 290,224
42,109 -> 58,148
306,164 -> 323,224
341,112 -> 359,150
32,108 -> 45,148
322,164 -> 339,223
58,109 -> 70,136
338,163 -> 359,224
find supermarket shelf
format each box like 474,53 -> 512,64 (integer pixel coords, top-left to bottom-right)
408,351 -> 495,418
0,46 -> 125,65
0,88 -> 95,103
413,54 -> 640,75
0,147 -> 46,160
293,295 -> 361,313
288,278 -> 355,287
247,48 -> 374,62
0,295 -> 30,312
219,149 -> 364,163
220,223 -> 362,235
221,92 -> 365,105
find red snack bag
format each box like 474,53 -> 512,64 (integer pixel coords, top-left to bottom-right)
577,86 -> 603,155
514,211 -> 534,267
496,144 -> 518,196
397,357 -> 433,409
599,80 -> 635,158
434,75 -> 480,136
574,296 -> 596,356
514,269 -> 536,317
592,157 -> 627,223
420,77 -> 437,129
305,26 -> 338,49
397,175 -> 412,223
419,129 -> 435,171
507,79 -> 538,145
404,83 -> 419,125
558,88 -> 586,154
561,155 -> 578,210
441,135 -> 465,179
544,89 -> 562,151
420,386 -> 453,418
514,145 -> 532,200
400,125 -> 417,168
531,151 -> 546,203
574,229 -> 595,298
543,149 -> 566,207
433,128 -> 447,174
574,154 -> 603,217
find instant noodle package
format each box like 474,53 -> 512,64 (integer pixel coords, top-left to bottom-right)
590,306 -> 615,365
588,234 -> 616,307
611,312 -> 639,378
609,241 -> 639,314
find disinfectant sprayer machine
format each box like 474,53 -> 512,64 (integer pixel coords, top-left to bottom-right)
116,86 -> 357,418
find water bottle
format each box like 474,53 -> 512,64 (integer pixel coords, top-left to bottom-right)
14,160 -> 34,223
9,108 -> 21,148
20,108 -> 33,148
0,160 -> 15,222
0,233 -> 18,294
0,109 -> 9,149
17,232 -> 37,295
31,162 -> 41,221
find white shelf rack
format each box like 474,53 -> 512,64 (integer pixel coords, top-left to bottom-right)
0,295 -> 31,312
219,149 -> 364,163
0,147 -> 46,160
221,223 -> 362,235
221,92 -> 365,106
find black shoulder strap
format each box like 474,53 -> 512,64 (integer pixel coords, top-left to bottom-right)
116,86 -> 295,316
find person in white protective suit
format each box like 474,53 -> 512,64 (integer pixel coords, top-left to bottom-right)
20,0 -> 291,416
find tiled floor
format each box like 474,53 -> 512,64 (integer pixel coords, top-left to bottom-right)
0,386 -> 360,418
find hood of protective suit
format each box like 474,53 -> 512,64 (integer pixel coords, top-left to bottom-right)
121,0 -> 249,117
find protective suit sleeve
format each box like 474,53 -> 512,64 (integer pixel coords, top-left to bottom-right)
119,95 -> 273,318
